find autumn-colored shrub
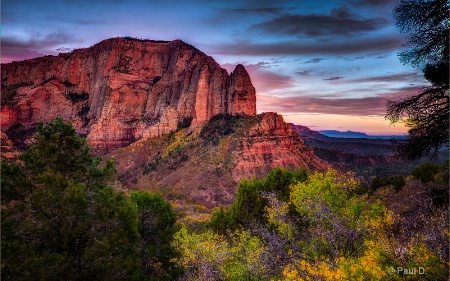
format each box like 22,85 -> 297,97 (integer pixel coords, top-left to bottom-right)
173,226 -> 267,280
182,168 -> 449,281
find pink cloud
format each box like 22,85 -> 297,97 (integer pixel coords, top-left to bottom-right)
257,85 -> 423,116
221,61 -> 294,93
1,33 -> 73,63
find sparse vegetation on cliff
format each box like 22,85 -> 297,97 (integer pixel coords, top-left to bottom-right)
177,116 -> 193,129
4,122 -> 37,149
200,114 -> 242,145
65,92 -> 89,104
1,82 -> 33,107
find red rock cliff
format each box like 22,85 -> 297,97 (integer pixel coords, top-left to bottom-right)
1,37 -> 256,149
232,112 -> 327,180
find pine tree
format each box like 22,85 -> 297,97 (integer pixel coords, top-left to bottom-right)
386,0 -> 449,160
130,191 -> 180,280
1,118 -> 140,280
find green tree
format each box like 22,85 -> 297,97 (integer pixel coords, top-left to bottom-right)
1,118 -> 140,280
411,161 -> 441,183
386,0 -> 449,160
209,167 -> 308,233
390,174 -> 406,191
130,191 -> 180,280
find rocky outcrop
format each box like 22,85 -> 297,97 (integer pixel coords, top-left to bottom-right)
1,37 -> 256,150
226,64 -> 256,116
1,132 -> 20,160
108,112 -> 327,207
232,113 -> 326,180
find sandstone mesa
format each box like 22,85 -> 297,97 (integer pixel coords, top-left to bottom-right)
1,37 -> 255,149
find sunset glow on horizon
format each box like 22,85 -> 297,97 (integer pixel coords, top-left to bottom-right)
281,113 -> 408,135
2,0 -> 425,135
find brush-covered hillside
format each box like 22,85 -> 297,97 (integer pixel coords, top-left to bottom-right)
109,113 -> 326,208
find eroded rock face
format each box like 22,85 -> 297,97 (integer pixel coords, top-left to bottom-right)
227,64 -> 256,116
1,38 -> 256,150
107,112 -> 327,207
0,132 -> 20,160
232,112 -> 327,181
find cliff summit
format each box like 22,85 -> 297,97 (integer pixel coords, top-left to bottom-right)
1,37 -> 256,149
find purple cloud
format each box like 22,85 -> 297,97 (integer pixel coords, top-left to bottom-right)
221,61 -> 294,92
1,33 -> 73,63
296,70 -> 311,76
350,72 -> 424,83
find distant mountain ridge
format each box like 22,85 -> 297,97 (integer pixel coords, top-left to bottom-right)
319,130 -> 370,138
292,125 -> 406,140
319,130 -> 406,139
291,124 -> 420,178
291,124 -> 399,155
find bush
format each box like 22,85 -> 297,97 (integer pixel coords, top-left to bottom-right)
177,116 -> 193,129
390,175 -> 406,191
209,168 -> 308,232
1,82 -> 33,106
370,175 -> 389,190
65,92 -> 89,103
411,162 -> 440,183
173,226 -> 267,281
185,169 -> 450,280
370,175 -> 406,192
78,104 -> 90,118
4,122 -> 37,149
1,119 -> 181,280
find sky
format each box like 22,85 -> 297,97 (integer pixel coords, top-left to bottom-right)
2,0 -> 428,135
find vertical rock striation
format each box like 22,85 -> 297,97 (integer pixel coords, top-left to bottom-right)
226,64 -> 256,116
1,37 -> 256,149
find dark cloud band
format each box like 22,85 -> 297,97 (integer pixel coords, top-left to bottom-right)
253,7 -> 389,37
205,35 -> 405,56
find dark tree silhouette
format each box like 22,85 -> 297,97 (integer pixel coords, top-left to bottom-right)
1,118 -> 141,280
1,118 -> 180,280
386,0 -> 449,160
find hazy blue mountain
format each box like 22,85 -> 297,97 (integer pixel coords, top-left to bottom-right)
319,130 -> 406,139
